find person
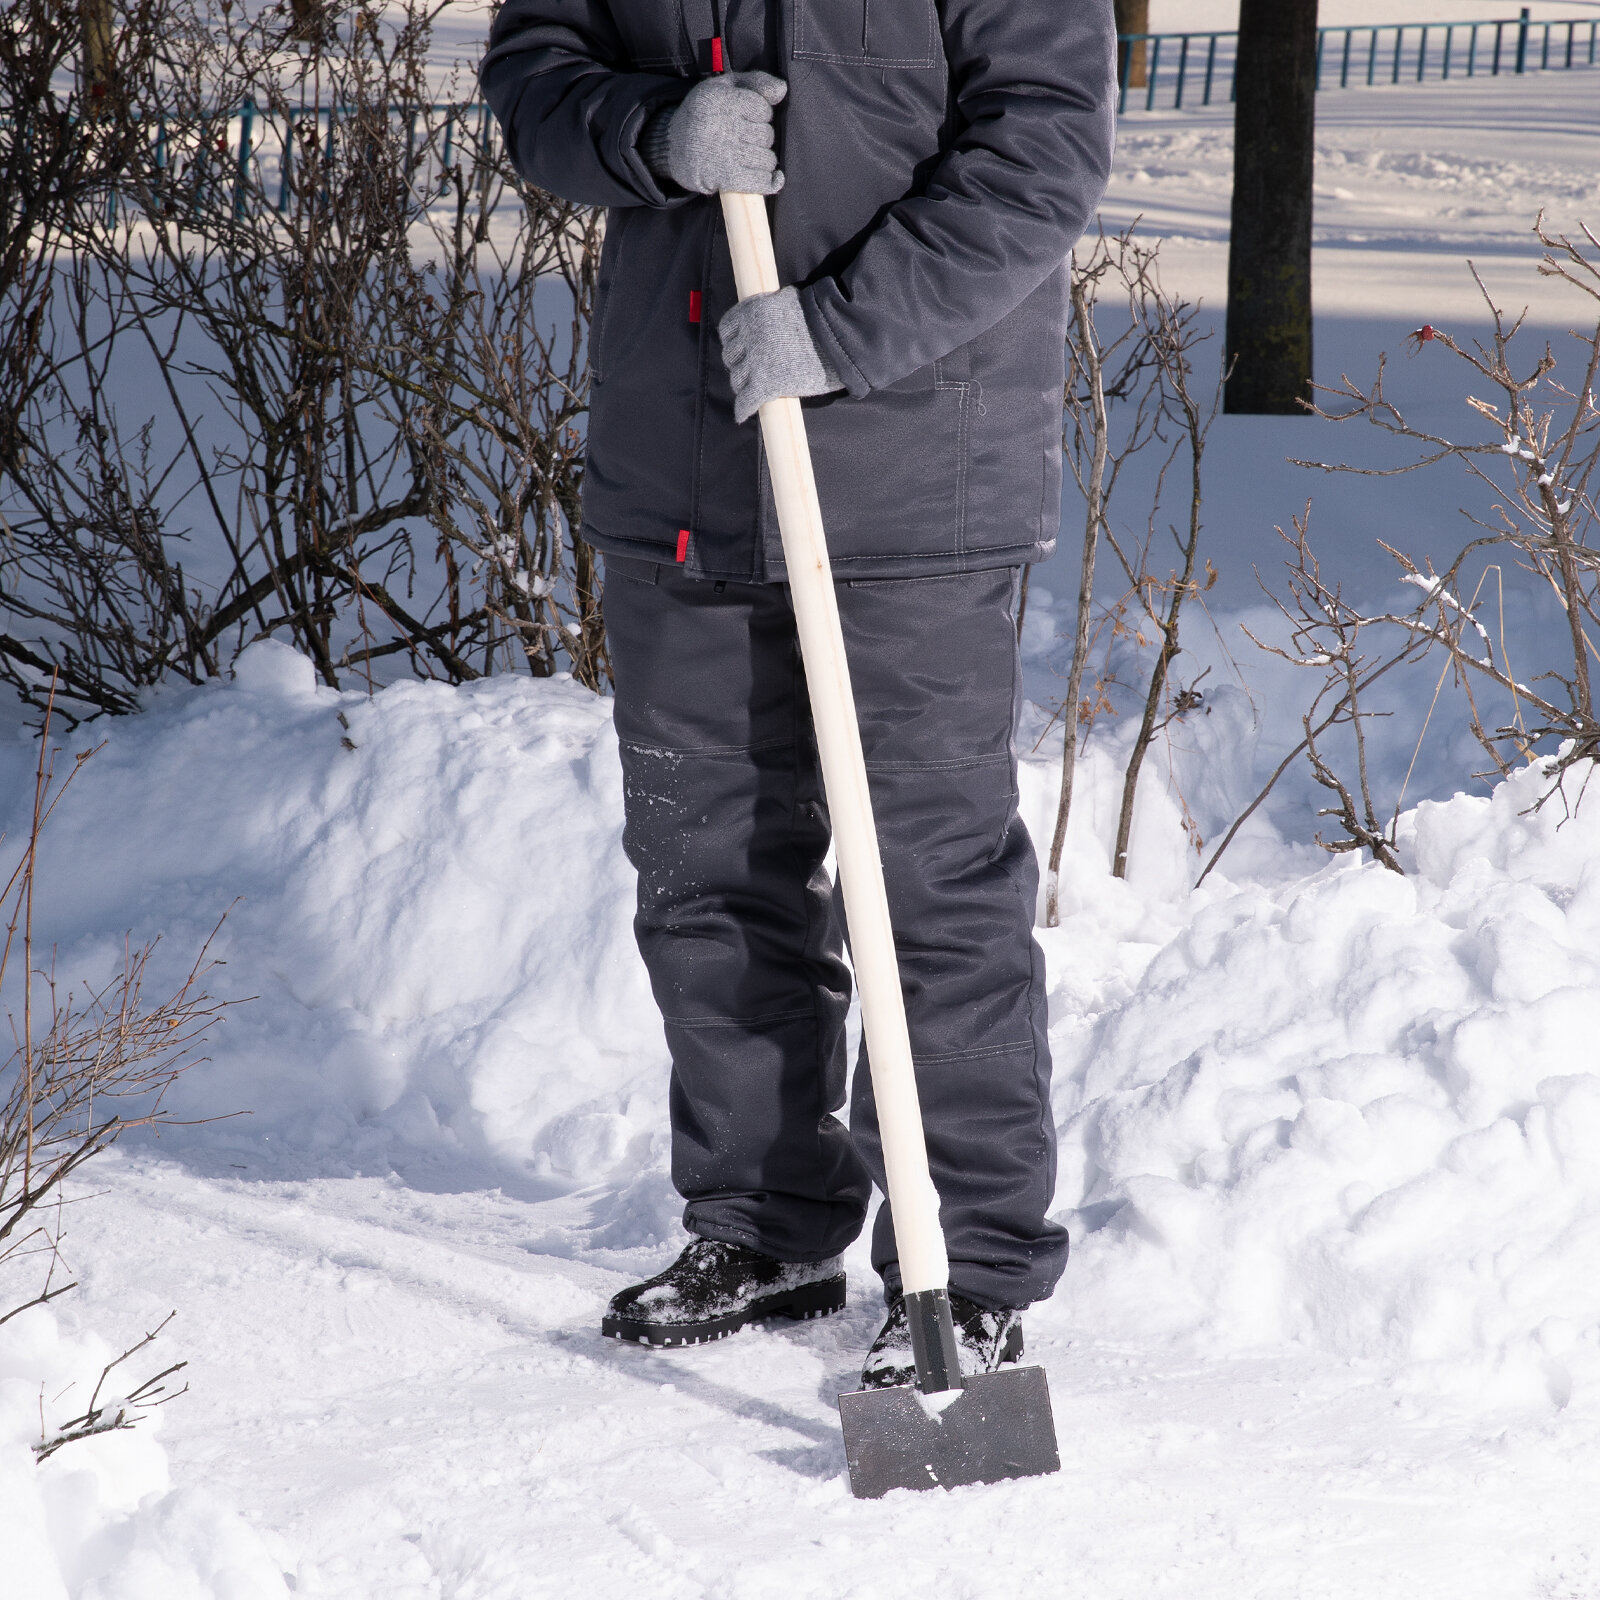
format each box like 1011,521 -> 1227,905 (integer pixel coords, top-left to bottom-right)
481,0 -> 1116,1388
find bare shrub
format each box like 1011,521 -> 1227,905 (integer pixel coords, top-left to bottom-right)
373,132 -> 609,687
1,686 -> 234,1371
1201,216 -> 1600,879
0,0 -> 607,720
1041,225 -> 1224,921
1234,510 -> 1425,872
0,0 -> 181,623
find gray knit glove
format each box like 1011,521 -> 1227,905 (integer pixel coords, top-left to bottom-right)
638,71 -> 786,196
718,286 -> 843,424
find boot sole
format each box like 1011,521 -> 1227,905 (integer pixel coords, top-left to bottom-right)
601,1275 -> 848,1348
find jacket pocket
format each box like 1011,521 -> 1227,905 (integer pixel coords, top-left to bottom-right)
792,0 -> 938,69
602,553 -> 661,586
960,272 -> 1067,557
797,381 -> 969,565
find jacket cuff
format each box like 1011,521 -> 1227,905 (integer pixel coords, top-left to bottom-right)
612,83 -> 693,208
637,105 -> 675,181
797,284 -> 872,400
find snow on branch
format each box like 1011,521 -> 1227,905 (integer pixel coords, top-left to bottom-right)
32,1311 -> 189,1463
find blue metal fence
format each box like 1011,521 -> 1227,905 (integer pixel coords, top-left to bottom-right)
1118,8 -> 1599,113
125,98 -> 503,222
80,10 -> 1599,223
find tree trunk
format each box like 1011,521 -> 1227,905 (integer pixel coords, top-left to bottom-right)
80,0 -> 114,92
1224,0 -> 1318,415
1044,270 -> 1107,927
1115,0 -> 1149,90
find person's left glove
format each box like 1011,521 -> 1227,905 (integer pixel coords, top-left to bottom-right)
718,287 -> 844,424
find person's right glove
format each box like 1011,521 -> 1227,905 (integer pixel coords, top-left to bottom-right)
639,71 -> 787,197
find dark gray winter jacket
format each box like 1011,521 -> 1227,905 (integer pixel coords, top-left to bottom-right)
481,0 -> 1117,582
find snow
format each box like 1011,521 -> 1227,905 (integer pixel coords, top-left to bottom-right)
6,51 -> 1600,1600
1057,766 -> 1600,1395
1,1307 -> 290,1598
4,638 -> 1600,1596
1102,68 -> 1600,318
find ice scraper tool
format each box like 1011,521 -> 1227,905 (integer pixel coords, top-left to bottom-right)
718,187 -> 1061,1500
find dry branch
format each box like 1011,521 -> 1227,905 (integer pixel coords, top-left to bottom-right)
1043,225 -> 1222,917
2,683 -> 239,1335
1205,217 -> 1600,877
33,1310 -> 189,1462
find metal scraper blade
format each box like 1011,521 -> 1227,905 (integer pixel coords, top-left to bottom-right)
837,1364 -> 1060,1499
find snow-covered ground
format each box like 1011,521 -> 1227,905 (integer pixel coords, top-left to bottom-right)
5,52 -> 1600,1600
1104,63 -> 1600,316
6,644 -> 1600,1597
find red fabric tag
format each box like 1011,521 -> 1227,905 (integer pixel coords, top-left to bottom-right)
711,35 -> 724,73
689,290 -> 702,324
676,529 -> 691,563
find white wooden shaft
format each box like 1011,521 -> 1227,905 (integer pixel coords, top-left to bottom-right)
719,190 -> 948,1295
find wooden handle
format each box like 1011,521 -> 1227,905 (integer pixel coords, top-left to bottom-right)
718,190 -> 948,1296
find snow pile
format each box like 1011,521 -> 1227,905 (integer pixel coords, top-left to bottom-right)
1052,759 -> 1600,1403
0,1306 -> 288,1600
5,641 -> 666,1200
5,638 -> 1600,1592
7,644 -> 1600,1415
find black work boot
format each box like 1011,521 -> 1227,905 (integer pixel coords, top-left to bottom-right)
601,1237 -> 847,1348
859,1290 -> 1024,1389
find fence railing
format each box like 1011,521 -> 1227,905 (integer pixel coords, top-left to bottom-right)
101,97 -> 506,223
1118,8 -> 1598,113
77,9 -> 1599,222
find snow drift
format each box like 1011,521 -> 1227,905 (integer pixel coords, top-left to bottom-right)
4,641 -> 1599,1592
1051,764 -> 1600,1403
3,644 -> 1594,1406
1,642 -> 665,1189
0,1306 -> 289,1599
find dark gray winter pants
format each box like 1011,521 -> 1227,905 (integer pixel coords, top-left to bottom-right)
603,557 -> 1069,1311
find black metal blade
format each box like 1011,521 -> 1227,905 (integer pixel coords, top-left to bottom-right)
837,1364 -> 1060,1499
